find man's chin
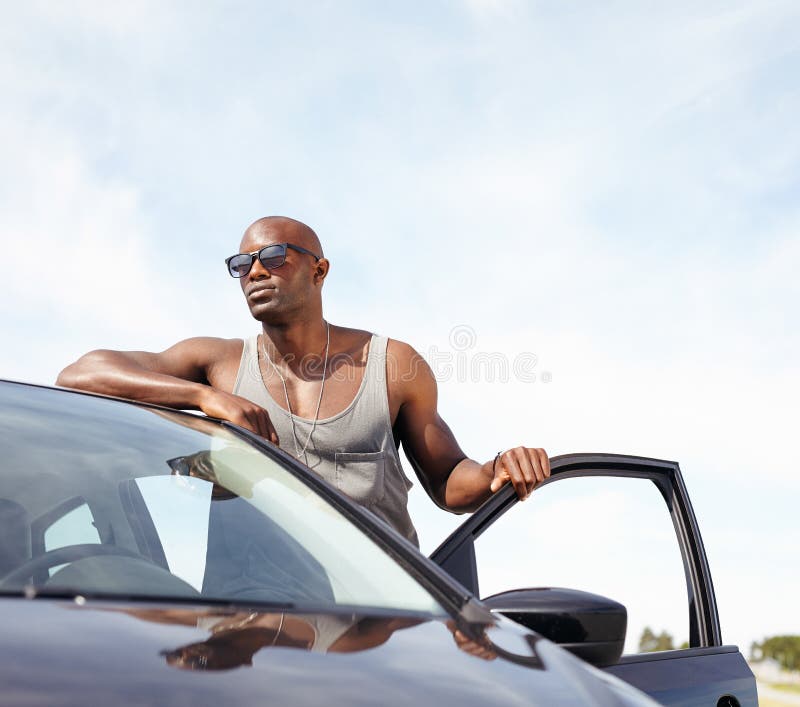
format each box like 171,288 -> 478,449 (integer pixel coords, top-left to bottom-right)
247,299 -> 276,316
248,304 -> 292,326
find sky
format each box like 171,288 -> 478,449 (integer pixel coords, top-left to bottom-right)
1,0 -> 798,655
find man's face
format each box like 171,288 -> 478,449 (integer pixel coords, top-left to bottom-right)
236,222 -> 324,324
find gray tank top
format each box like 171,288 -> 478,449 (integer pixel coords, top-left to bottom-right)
232,334 -> 419,546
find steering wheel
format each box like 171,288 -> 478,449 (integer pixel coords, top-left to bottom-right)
0,544 -> 149,587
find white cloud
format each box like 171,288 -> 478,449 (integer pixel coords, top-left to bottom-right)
0,112 -> 194,383
462,0 -> 525,21
29,0 -> 164,31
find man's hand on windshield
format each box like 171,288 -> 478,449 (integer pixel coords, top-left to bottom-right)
199,388 -> 279,444
489,447 -> 550,500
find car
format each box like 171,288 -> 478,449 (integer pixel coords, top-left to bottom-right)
0,379 -> 756,706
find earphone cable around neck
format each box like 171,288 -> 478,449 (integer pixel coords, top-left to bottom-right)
260,321 -> 330,462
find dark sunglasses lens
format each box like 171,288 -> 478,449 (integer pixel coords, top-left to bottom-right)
258,245 -> 286,270
227,254 -> 253,278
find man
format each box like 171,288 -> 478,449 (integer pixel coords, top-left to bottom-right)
57,216 -> 550,545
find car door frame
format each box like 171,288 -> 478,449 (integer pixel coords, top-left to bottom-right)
430,453 -> 757,707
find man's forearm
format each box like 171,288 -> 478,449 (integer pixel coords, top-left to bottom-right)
56,350 -> 208,409
442,457 -> 496,513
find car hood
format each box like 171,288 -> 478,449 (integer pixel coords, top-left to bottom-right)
0,598 -> 656,706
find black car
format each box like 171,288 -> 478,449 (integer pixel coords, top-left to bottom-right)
0,380 -> 755,706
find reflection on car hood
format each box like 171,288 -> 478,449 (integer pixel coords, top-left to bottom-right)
0,598 -> 656,706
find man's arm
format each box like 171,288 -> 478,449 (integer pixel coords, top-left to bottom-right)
390,340 -> 549,513
56,338 -> 278,443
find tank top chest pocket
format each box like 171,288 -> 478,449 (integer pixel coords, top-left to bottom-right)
334,451 -> 386,507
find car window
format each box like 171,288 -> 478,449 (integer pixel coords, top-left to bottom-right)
40,499 -> 102,578
130,453 -> 437,611
473,476 -> 689,654
0,384 -> 445,617
43,501 -> 101,552
135,477 -> 211,591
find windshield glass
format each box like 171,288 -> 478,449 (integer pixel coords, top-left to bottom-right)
0,383 -> 444,616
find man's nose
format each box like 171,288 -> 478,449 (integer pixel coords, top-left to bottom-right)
248,256 -> 272,280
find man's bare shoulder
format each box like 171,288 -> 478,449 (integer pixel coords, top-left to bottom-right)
386,338 -> 429,368
386,338 -> 435,393
160,336 -> 243,361
158,336 -> 244,390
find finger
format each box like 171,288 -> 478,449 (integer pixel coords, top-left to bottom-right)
258,410 -> 279,444
502,451 -> 528,500
461,641 -> 487,657
261,411 -> 279,445
249,405 -> 277,443
462,640 -> 495,661
470,644 -> 495,661
537,448 -> 551,479
527,449 -> 545,488
252,408 -> 271,440
515,448 -> 537,497
452,630 -> 472,650
239,407 -> 261,436
490,463 -> 513,492
489,455 -> 509,492
489,469 -> 508,493
235,406 -> 256,434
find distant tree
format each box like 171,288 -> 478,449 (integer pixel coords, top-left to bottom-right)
750,641 -> 760,661
638,627 -> 675,652
751,636 -> 800,672
639,627 -> 656,652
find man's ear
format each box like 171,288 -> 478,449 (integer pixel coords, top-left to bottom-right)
313,258 -> 330,286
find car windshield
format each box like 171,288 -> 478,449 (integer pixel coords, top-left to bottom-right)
0,383 -> 444,616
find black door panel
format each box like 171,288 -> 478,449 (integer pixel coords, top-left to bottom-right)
432,453 -> 756,707
606,647 -> 758,706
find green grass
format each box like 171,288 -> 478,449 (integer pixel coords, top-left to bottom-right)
771,683 -> 800,695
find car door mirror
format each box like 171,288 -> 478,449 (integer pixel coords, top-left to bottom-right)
481,587 -> 626,667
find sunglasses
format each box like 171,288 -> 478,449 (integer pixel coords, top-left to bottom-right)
225,243 -> 321,278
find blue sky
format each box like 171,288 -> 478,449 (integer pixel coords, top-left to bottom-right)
1,1 -> 798,653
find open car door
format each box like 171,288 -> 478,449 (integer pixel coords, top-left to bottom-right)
431,453 -> 757,707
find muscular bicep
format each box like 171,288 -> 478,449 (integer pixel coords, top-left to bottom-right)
393,346 -> 467,507
128,338 -> 226,384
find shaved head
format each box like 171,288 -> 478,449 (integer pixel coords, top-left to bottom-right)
241,216 -> 323,257
236,215 -> 329,325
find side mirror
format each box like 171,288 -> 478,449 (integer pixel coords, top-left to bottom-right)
482,587 -> 626,667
